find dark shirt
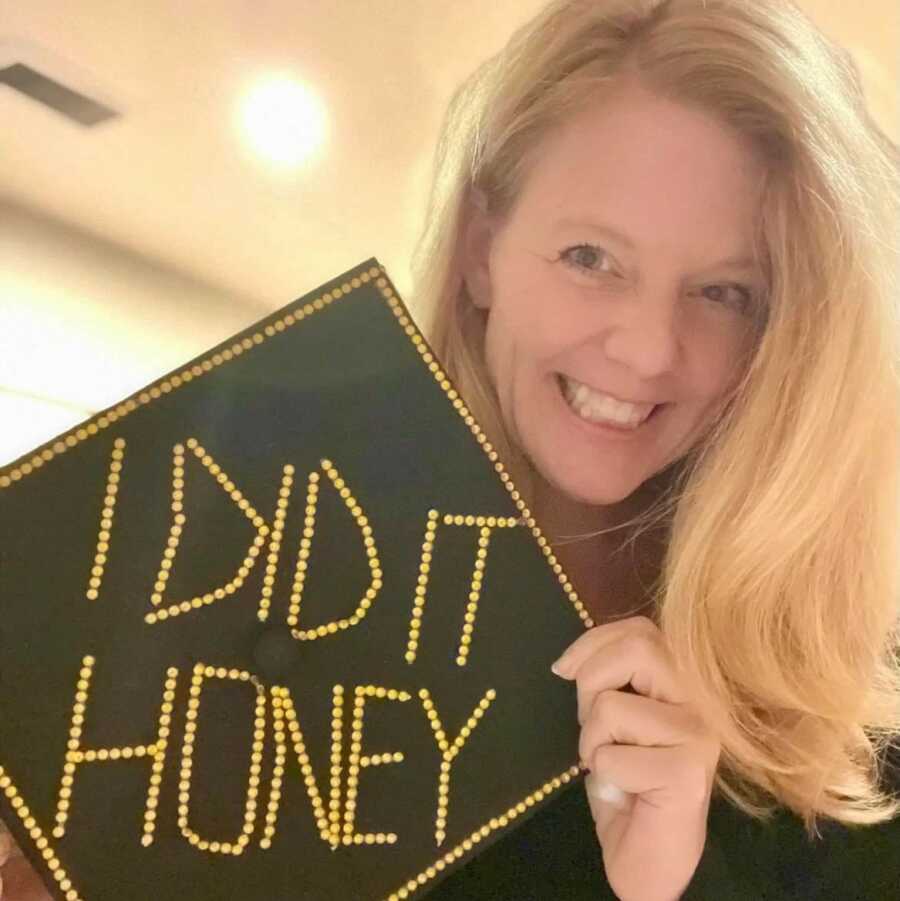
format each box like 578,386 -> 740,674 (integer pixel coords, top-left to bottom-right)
425,762 -> 900,900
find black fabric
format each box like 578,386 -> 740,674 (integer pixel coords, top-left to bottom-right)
425,776 -> 607,900
428,764 -> 900,900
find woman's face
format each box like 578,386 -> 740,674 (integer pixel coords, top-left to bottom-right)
463,82 -> 767,506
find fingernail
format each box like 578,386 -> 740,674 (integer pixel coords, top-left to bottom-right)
585,773 -> 628,808
551,656 -> 570,677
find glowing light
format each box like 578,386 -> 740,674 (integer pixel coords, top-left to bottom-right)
238,76 -> 327,168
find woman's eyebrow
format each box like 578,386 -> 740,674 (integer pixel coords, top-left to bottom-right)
554,218 -> 635,250
553,218 -> 760,272
709,255 -> 759,272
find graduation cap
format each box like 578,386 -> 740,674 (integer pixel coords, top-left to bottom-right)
0,259 -> 595,900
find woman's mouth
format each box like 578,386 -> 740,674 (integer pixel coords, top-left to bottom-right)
557,375 -> 660,430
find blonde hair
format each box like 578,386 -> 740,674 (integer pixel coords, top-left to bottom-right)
410,0 -> 900,837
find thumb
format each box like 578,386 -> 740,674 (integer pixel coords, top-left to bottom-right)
585,772 -> 628,807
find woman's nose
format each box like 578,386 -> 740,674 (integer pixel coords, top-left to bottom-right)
600,286 -> 681,379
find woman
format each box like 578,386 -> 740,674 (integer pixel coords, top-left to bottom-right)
3,0 -> 899,899
409,0 -> 900,898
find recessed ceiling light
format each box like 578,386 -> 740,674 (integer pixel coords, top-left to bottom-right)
238,75 -> 327,169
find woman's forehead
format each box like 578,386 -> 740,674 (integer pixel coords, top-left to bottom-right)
530,88 -> 761,192
507,89 -> 767,259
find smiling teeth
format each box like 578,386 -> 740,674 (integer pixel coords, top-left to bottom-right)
561,377 -> 655,428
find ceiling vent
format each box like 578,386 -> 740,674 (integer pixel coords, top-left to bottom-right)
0,61 -> 119,126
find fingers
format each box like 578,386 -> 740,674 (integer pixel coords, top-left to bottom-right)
0,818 -> 23,867
0,824 -> 13,869
1,854 -> 54,901
1,819 -> 12,901
554,616 -> 656,677
589,742 -> 716,811
584,771 -> 629,809
576,689 -> 694,767
1,819 -> 50,901
554,616 -> 675,692
554,619 -> 687,725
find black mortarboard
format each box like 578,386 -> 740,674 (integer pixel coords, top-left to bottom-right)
0,259 -> 593,900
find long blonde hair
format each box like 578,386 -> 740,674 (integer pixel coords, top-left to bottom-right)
410,0 -> 900,836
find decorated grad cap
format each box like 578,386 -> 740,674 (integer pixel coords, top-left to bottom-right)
0,259 -> 596,900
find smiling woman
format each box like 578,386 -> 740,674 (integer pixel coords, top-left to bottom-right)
461,82 -> 768,509
1,1 -> 898,900
412,0 -> 900,897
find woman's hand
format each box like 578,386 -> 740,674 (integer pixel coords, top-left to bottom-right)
552,615 -> 721,901
0,820 -> 52,901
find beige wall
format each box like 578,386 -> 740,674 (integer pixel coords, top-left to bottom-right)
1,0 -> 897,465
807,0 -> 899,138
0,202 -> 267,463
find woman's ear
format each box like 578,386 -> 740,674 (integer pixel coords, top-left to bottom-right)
460,189 -> 495,311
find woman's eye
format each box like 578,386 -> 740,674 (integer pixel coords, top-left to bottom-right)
701,282 -> 754,312
559,244 -> 617,276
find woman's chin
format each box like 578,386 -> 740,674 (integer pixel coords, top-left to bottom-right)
540,465 -> 643,509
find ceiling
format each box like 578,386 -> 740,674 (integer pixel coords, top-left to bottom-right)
1,1 -> 896,311
0,0 -> 552,308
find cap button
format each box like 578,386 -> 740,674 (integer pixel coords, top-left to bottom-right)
252,625 -> 302,681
